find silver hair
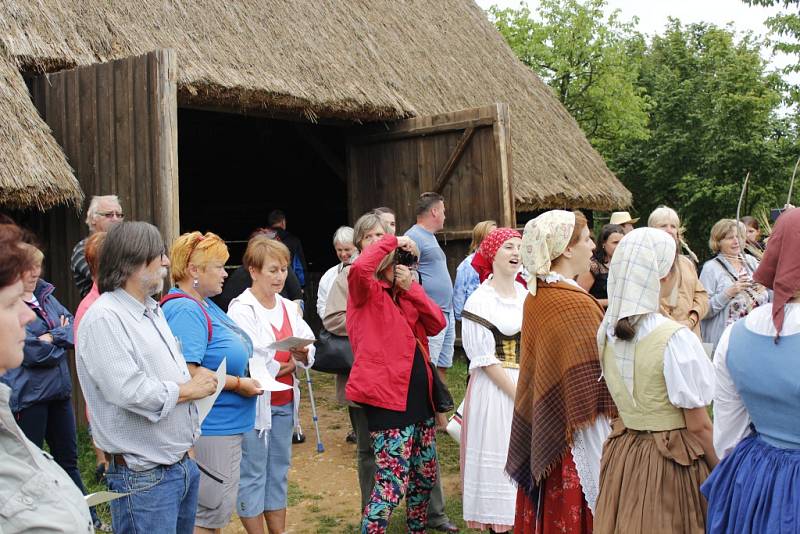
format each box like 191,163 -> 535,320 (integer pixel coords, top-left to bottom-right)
332,226 -> 354,247
647,205 -> 680,228
648,205 -> 699,263
86,195 -> 121,228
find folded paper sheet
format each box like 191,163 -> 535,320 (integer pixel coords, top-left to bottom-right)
86,491 -> 129,507
196,358 -> 227,425
267,336 -> 315,351
249,357 -> 293,393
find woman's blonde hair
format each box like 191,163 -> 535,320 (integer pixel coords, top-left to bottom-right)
468,220 -> 497,253
708,219 -> 744,253
243,235 -> 290,272
21,243 -> 44,267
170,231 -> 229,282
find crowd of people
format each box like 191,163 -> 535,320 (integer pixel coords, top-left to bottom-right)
0,192 -> 798,534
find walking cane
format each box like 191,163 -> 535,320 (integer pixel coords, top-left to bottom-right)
303,367 -> 325,453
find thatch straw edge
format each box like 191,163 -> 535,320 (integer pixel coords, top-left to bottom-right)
0,48 -> 82,210
0,0 -> 631,211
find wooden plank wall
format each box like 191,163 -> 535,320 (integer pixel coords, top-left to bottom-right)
28,49 -> 179,425
347,104 -> 514,276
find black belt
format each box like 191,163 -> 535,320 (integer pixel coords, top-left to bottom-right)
104,451 -> 190,469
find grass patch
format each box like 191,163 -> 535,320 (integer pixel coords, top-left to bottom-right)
287,480 -> 305,507
77,427 -> 113,526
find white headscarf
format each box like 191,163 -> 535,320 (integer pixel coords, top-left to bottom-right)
597,228 -> 676,395
521,210 -> 576,295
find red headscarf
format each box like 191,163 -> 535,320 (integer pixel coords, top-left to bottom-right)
471,227 -> 524,285
753,208 -> 800,340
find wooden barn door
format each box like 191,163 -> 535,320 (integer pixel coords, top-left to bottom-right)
346,103 -> 515,275
29,49 -> 179,424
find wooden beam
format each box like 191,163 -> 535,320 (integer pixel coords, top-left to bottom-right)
178,103 -> 360,128
350,116 -> 494,145
432,127 -> 475,194
292,124 -> 346,183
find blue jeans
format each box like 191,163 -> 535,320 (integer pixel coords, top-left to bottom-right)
105,455 -> 200,534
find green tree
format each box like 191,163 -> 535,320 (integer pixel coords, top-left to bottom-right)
743,0 -> 800,105
616,20 -> 792,256
488,0 -> 650,161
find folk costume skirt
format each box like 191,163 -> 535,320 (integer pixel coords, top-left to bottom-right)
513,450 -> 593,534
594,419 -> 710,534
701,434 -> 800,534
460,367 -> 519,532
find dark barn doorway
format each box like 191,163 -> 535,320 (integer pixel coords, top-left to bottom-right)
177,109 -> 350,325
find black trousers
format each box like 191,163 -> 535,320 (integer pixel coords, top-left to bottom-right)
16,398 -> 97,522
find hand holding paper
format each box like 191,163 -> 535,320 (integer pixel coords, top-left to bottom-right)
250,357 -> 293,393
267,336 -> 315,352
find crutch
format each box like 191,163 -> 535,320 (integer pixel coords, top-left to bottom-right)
303,367 -> 324,452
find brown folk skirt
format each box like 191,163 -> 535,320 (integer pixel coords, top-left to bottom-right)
594,419 -> 710,534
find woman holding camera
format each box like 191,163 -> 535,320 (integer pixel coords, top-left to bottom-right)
345,232 -> 446,533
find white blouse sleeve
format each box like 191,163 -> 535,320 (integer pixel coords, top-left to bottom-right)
663,326 -> 716,408
462,315 -> 500,372
712,324 -> 753,459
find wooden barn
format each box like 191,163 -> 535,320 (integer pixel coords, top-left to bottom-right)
0,0 -> 632,319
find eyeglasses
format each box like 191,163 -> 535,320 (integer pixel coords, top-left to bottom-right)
97,211 -> 124,219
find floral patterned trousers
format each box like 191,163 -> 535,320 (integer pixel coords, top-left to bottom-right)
361,418 -> 438,533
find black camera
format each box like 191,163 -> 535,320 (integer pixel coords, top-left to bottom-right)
395,249 -> 418,268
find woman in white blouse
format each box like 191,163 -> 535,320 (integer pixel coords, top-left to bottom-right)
228,235 -> 315,534
702,208 -> 800,533
460,228 -> 524,532
595,228 -> 717,534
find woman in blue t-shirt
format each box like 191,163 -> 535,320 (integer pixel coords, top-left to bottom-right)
162,231 -> 262,533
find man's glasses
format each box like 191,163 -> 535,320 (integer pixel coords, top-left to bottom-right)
97,211 -> 124,219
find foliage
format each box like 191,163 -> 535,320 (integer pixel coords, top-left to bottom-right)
489,1 -> 799,258
743,0 -> 800,107
615,20 -> 793,256
488,0 -> 650,160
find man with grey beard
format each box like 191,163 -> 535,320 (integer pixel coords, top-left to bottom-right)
76,221 -> 217,534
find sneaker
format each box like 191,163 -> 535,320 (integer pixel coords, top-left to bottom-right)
292,431 -> 306,444
345,430 -> 357,443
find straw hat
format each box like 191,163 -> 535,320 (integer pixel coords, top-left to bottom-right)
609,211 -> 639,226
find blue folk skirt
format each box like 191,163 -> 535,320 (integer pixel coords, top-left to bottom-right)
701,434 -> 800,533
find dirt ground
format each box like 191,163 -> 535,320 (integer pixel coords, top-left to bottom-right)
221,371 -> 462,534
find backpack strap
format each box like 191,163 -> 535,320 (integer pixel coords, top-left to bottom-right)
160,293 -> 213,342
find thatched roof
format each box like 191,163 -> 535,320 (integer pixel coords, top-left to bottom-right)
0,0 -> 631,211
0,49 -> 82,210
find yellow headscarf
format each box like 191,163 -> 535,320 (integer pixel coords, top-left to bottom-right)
521,210 -> 576,295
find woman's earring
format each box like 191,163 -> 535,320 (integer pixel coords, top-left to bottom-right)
192,278 -> 199,289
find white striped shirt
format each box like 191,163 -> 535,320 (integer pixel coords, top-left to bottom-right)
76,288 -> 199,471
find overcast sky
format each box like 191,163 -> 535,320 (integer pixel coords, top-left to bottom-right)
475,0 -> 793,73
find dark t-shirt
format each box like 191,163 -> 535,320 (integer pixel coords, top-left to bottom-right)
589,258 -> 609,300
363,348 -> 434,431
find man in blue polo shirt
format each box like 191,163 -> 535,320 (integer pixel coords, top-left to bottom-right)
405,192 -> 454,377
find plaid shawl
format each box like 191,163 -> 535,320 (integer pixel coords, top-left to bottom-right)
506,279 -> 616,494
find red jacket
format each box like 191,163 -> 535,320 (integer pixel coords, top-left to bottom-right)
345,234 -> 446,411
